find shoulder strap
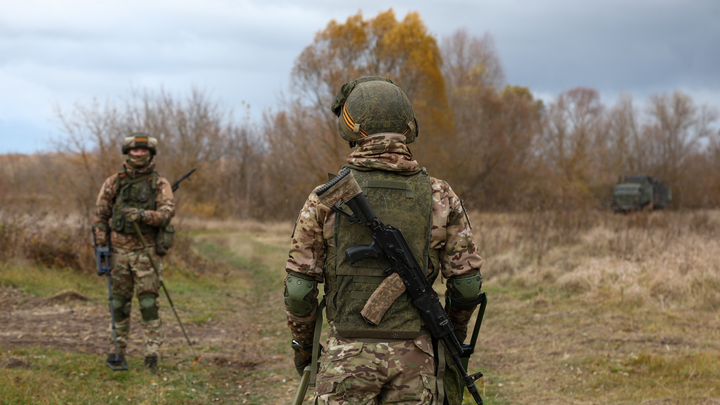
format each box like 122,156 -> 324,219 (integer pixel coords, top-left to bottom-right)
151,171 -> 159,192
114,171 -> 125,195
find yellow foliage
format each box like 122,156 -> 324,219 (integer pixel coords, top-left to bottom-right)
187,201 -> 217,218
285,9 -> 454,198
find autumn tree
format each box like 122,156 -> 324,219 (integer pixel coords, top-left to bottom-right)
605,94 -> 645,176
540,87 -> 608,204
54,88 -> 263,218
264,9 -> 453,217
642,91 -> 718,207
292,9 -> 450,132
441,29 -> 544,209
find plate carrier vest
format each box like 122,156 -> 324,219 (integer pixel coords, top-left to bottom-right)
111,170 -> 159,235
324,167 -> 440,339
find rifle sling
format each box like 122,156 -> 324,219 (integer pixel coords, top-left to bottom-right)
468,293 -> 488,355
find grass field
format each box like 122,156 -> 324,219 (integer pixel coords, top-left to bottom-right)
1,211 -> 720,404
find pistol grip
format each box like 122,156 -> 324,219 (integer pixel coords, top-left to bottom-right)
346,240 -> 381,264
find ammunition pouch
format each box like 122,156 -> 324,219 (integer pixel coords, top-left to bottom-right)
155,222 -> 174,256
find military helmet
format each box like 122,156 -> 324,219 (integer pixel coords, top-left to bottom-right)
121,132 -> 157,155
331,76 -> 419,144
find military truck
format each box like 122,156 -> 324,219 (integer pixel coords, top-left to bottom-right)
612,175 -> 671,213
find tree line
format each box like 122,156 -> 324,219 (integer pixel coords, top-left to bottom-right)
1,9 -> 719,220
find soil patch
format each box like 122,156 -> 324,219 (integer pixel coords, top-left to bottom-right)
0,287 -> 263,366
3,357 -> 32,369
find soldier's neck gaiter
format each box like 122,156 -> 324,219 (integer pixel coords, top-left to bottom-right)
346,133 -> 420,173
127,153 -> 151,170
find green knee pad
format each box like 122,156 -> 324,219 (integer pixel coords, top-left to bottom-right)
138,294 -> 159,321
112,295 -> 132,322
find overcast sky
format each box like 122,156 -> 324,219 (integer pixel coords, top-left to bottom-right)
1,0 -> 719,154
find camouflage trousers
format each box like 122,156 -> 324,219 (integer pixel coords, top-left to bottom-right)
314,325 -> 436,405
108,246 -> 163,357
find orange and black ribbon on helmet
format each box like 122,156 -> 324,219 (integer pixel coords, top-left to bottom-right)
341,103 -> 411,138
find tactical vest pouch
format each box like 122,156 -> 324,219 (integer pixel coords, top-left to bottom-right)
155,224 -> 174,256
434,338 -> 464,405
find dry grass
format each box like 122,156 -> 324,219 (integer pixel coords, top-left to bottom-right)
0,212 -> 219,276
3,210 -> 720,404
474,210 -> 720,312
6,208 -> 717,311
0,213 -> 94,272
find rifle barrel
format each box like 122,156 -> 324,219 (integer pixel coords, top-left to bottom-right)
171,168 -> 196,192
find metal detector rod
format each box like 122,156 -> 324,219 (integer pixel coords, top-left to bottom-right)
98,251 -> 127,371
131,221 -> 194,351
106,272 -> 121,361
292,365 -> 312,405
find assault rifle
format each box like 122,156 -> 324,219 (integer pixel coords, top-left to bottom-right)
315,168 -> 485,405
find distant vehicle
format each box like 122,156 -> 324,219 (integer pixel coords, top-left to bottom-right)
612,175 -> 671,213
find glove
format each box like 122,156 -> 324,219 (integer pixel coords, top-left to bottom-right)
93,226 -> 109,247
122,208 -> 141,222
294,350 -> 311,376
291,340 -> 322,376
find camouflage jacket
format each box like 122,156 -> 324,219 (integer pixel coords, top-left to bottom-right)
285,133 -> 484,344
93,159 -> 175,250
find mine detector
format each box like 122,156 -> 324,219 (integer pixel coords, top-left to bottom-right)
612,175 -> 671,213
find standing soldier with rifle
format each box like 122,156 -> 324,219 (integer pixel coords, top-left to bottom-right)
284,77 -> 486,404
92,133 -> 175,373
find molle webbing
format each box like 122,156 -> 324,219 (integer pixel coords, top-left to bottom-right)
111,171 -> 158,234
325,167 -> 434,339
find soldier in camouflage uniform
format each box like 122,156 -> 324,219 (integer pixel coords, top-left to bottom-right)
92,133 -> 175,373
284,77 -> 484,404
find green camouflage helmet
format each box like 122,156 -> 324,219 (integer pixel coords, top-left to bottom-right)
121,132 -> 157,155
331,76 -> 419,144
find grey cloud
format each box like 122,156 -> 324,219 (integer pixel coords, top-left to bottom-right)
1,0 -> 719,153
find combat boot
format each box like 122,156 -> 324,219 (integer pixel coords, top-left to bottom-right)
144,355 -> 158,374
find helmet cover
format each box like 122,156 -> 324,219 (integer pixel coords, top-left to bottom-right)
331,77 -> 419,144
121,132 -> 157,155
